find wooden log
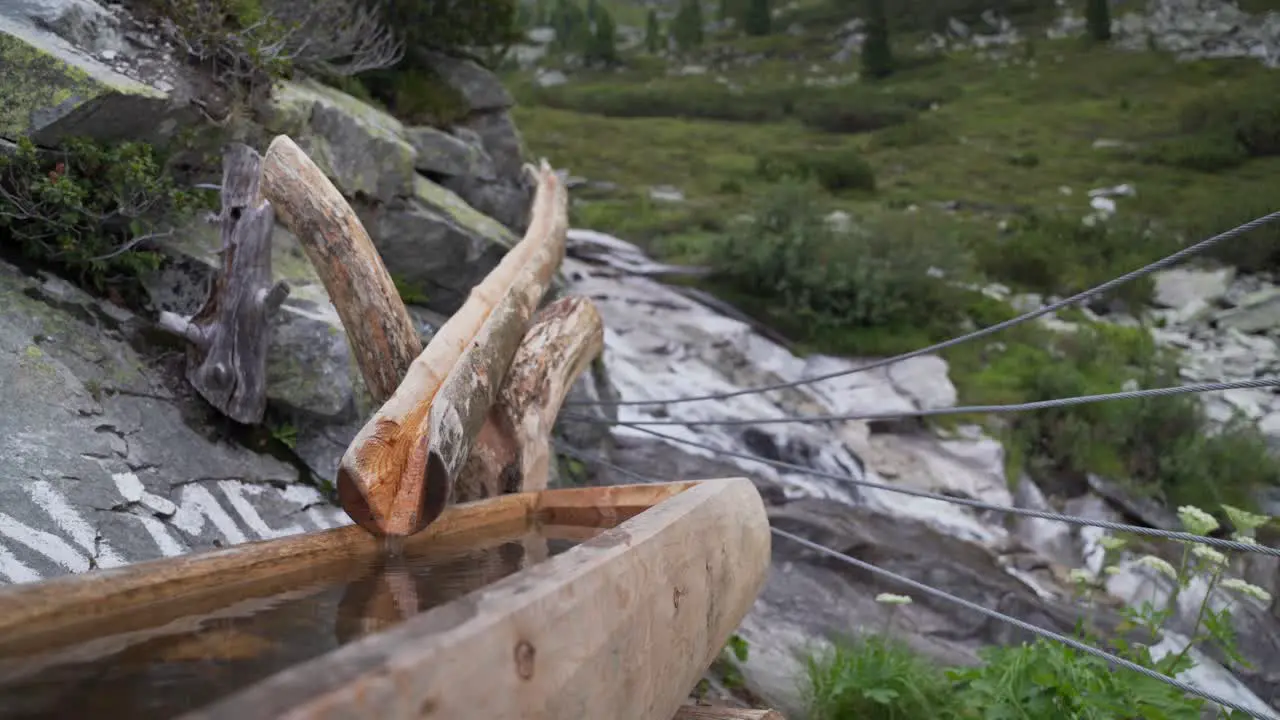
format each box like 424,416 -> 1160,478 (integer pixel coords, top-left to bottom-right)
157,144 -> 290,424
455,295 -> 605,501
259,134 -> 422,403
338,160 -> 569,537
180,476 -> 771,720
674,708 -> 785,720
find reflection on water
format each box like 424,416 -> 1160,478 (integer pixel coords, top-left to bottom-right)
0,525 -> 594,720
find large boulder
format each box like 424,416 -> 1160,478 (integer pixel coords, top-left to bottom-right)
357,175 -> 518,314
259,79 -> 418,203
0,260 -> 349,585
0,0 -> 194,145
422,51 -> 535,233
259,78 -> 523,316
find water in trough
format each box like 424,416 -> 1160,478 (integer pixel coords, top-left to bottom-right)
0,518 -> 618,719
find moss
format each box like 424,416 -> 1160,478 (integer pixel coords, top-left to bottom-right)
0,33 -> 162,139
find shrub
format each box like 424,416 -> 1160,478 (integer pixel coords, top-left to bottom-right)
755,148 -> 876,192
969,211 -> 1176,311
0,137 -> 199,290
138,0 -> 294,91
530,81 -> 794,122
1140,133 -> 1247,172
705,180 -> 970,341
1180,90 -> 1280,159
973,322 -> 1280,511
1187,188 -> 1280,273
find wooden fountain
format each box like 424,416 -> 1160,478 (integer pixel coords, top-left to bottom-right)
0,137 -> 773,719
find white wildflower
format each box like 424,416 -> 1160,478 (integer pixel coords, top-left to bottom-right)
1069,568 -> 1093,584
1177,505 -> 1219,536
1232,534 -> 1258,546
1192,545 -> 1227,567
875,593 -> 913,605
1137,555 -> 1178,580
1222,504 -> 1270,535
1221,578 -> 1273,604
1103,566 -> 1120,576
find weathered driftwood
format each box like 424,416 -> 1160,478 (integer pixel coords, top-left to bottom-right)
455,295 -> 605,502
259,134 -> 422,403
673,708 -> 785,720
181,477 -> 770,720
338,160 -> 569,537
158,144 -> 290,424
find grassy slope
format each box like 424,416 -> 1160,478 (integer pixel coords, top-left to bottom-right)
508,4 -> 1280,511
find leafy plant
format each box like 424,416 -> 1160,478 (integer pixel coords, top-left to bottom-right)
0,137 -> 198,290
805,503 -> 1275,719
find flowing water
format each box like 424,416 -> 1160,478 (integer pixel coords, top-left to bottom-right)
0,519 -> 615,719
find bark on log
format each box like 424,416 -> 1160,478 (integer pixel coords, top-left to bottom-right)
454,296 -> 604,502
157,144 -> 289,425
259,135 -> 422,403
338,161 -> 569,537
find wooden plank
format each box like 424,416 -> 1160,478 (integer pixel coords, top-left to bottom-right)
259,134 -> 422,403
0,482 -> 694,648
456,295 -> 605,501
338,160 -> 569,537
181,476 -> 770,720
674,708 -> 785,720
157,143 -> 290,424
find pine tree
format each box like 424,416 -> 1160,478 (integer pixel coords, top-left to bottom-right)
1086,0 -> 1112,41
717,0 -> 733,23
743,0 -> 770,35
861,0 -> 892,79
671,0 -> 704,50
645,9 -> 662,52
587,6 -> 618,65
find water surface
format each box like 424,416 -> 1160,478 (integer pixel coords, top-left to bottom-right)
0,521 -> 603,719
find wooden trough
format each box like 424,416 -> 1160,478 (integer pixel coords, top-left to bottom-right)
0,479 -> 770,719
0,136 -> 777,718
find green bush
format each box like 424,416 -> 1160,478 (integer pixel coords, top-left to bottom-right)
969,211 -> 1176,311
705,180 -> 970,341
755,148 -> 876,192
1141,133 -> 1248,172
130,0 -> 293,89
971,322 -> 1280,511
1180,90 -> 1280,159
1186,188 -> 1280,273
0,137 -> 198,289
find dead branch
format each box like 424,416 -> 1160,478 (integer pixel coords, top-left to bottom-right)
259,134 -> 422,403
338,161 -> 569,537
263,0 -> 403,77
454,296 -> 605,502
157,143 -> 290,424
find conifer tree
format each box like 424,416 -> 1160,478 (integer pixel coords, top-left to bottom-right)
587,6 -> 618,65
1086,0 -> 1112,41
645,8 -> 662,52
743,0 -> 770,35
671,0 -> 704,50
861,0 -> 892,79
